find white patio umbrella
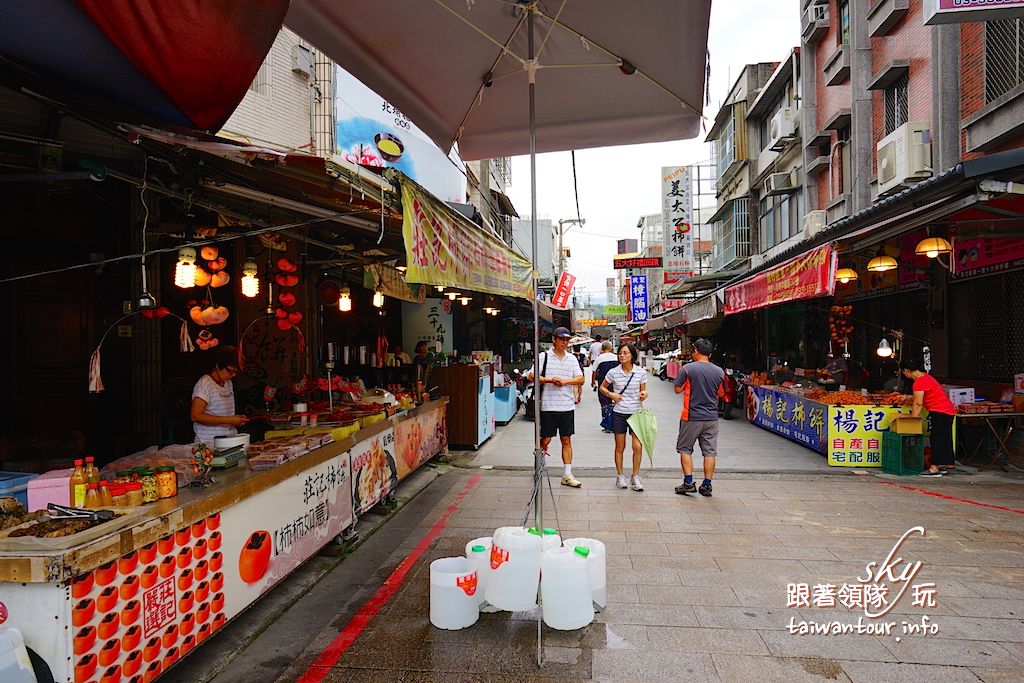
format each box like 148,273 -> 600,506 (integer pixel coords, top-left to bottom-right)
286,0 -> 711,656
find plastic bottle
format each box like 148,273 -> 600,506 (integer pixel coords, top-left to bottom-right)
98,481 -> 113,507
69,459 -> 87,508
84,483 -> 101,510
84,456 -> 100,485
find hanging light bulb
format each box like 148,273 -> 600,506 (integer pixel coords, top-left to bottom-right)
459,296 -> 471,306
876,338 -> 893,358
483,307 -> 493,314
834,267 -> 859,285
240,258 -> 260,298
373,286 -> 385,308
435,285 -> 445,292
490,309 -> 499,316
396,265 -> 407,273
914,236 -> 952,259
338,284 -> 352,312
867,254 -> 898,272
447,291 -> 460,300
174,247 -> 197,288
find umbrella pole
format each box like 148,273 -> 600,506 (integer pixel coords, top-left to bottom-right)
527,5 -> 544,668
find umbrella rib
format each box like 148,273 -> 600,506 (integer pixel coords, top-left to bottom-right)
534,0 -> 568,61
432,0 -> 526,65
533,7 -> 704,118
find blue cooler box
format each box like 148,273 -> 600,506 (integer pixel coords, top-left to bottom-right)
0,472 -> 39,507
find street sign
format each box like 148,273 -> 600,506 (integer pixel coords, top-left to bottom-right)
629,275 -> 648,323
614,256 -> 662,269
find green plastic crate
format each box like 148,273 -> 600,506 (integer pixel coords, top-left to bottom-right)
881,430 -> 924,475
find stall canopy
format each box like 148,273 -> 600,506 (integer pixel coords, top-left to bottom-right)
285,0 -> 710,160
0,0 -> 288,132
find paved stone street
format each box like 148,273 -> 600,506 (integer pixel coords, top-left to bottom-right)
173,369 -> 1024,683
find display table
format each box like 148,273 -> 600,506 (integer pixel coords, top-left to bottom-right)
956,412 -> 1024,470
745,385 -> 912,467
0,399 -> 448,683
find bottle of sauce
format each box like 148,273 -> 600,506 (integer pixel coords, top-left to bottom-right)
85,456 -> 100,485
84,483 -> 101,510
98,481 -> 113,507
69,459 -> 87,508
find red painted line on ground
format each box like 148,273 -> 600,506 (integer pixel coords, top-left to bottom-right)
296,474 -> 482,683
877,480 -> 1024,515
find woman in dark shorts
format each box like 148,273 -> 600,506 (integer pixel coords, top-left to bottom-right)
600,343 -> 649,491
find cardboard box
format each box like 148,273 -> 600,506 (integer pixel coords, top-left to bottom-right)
1015,374 -> 1024,393
890,416 -> 924,435
943,385 -> 975,406
1013,393 -> 1024,413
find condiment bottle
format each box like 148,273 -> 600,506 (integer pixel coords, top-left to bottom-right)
109,484 -> 126,507
155,466 -> 177,499
85,456 -> 100,485
98,480 -> 113,507
114,471 -> 131,484
140,469 -> 159,503
84,483 -> 101,510
69,459 -> 87,508
125,482 -> 144,507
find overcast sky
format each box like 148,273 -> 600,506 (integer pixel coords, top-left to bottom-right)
504,1 -> 800,304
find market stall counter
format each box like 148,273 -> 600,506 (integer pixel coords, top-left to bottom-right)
745,384 -> 914,467
0,398 -> 447,683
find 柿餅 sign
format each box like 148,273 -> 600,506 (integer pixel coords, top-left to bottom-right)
924,0 -> 1024,24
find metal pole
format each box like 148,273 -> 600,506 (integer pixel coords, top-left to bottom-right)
527,6 -> 544,668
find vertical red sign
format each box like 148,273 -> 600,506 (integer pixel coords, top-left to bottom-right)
551,272 -> 576,308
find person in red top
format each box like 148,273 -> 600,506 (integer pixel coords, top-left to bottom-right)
900,358 -> 957,477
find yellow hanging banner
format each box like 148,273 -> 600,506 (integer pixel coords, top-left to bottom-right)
398,175 -> 533,299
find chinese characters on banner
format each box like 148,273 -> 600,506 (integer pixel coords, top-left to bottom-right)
951,235 -> 1024,280
748,386 -> 827,455
828,405 -> 914,467
725,244 -> 837,314
402,301 -> 453,355
661,166 -> 694,279
630,275 -> 649,323
398,175 -> 533,299
613,256 -> 662,269
551,271 -> 576,308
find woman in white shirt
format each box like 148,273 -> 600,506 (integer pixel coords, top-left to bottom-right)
599,343 -> 649,491
190,347 -> 249,446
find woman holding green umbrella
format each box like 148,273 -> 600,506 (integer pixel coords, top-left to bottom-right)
600,342 -> 649,491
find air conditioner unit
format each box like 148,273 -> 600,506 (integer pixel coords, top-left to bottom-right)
292,44 -> 315,77
803,209 -> 827,238
802,4 -> 829,43
877,121 -> 932,196
768,108 -> 797,151
765,172 -> 795,195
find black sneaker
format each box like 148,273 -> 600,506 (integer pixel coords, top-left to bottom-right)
698,483 -> 713,497
674,482 -> 696,495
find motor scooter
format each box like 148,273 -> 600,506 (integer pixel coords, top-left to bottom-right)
719,368 -> 738,419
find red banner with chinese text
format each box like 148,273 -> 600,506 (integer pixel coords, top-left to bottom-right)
551,272 -> 576,308
724,244 -> 836,315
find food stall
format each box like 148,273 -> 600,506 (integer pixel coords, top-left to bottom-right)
0,399 -> 447,683
432,362 -> 495,448
745,384 -> 914,467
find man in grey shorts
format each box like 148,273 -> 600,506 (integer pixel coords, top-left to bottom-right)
673,338 -> 725,497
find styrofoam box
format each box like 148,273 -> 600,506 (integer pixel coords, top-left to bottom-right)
1014,373 -> 1024,393
942,385 -> 975,406
0,472 -> 38,508
26,467 -> 73,511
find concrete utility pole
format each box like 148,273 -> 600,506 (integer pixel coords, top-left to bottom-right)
557,218 -> 585,275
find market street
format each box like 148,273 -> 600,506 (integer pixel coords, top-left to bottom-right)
169,371 -> 1024,683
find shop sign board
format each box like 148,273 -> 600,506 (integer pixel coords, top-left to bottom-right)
826,405 -> 911,467
725,244 -> 836,314
604,304 -> 628,318
577,319 -> 608,327
748,386 -> 827,455
365,264 -> 427,304
661,166 -> 694,272
925,0 -> 1024,24
898,230 -> 932,292
400,178 -> 533,299
394,408 -> 448,481
350,430 -> 397,515
334,67 -> 467,203
950,235 -> 1024,280
629,275 -> 649,323
613,256 -> 662,269
402,301 -> 454,355
551,271 -> 576,308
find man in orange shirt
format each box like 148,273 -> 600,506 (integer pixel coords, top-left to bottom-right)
673,338 -> 725,497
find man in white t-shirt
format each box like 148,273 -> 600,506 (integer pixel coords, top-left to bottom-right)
528,327 -> 586,487
588,336 -> 604,379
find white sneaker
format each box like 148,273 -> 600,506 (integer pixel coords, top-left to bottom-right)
615,475 -> 628,489
630,475 -> 644,491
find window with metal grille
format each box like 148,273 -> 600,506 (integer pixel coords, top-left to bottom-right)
249,53 -> 272,96
884,73 -> 909,135
985,18 -> 1024,103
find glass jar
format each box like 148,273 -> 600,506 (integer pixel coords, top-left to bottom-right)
110,484 -> 128,507
114,471 -> 131,484
125,482 -> 144,507
140,469 -> 159,503
156,466 -> 177,499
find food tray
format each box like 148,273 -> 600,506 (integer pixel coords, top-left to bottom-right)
0,507 -> 146,552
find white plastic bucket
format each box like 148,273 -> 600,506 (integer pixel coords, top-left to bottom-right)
562,537 -> 607,608
429,557 -> 480,630
541,546 -> 595,630
465,540 -> 491,608
484,526 -> 542,612
0,627 -> 36,683
528,527 -> 562,551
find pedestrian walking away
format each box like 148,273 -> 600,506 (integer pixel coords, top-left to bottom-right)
673,338 -> 725,497
901,358 -> 957,476
600,342 -> 649,491
592,341 -> 618,432
527,327 -> 586,487
588,334 -> 604,388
